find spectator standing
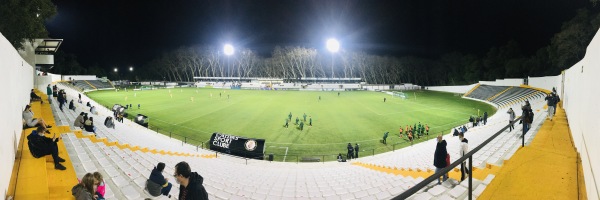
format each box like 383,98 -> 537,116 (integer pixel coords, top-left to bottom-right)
46,85 -> 52,103
458,133 -> 470,181
507,108 -> 516,132
483,112 -> 488,125
174,161 -> 209,200
545,93 -> 556,121
354,143 -> 359,158
347,143 -> 354,160
382,132 -> 389,144
433,135 -> 448,185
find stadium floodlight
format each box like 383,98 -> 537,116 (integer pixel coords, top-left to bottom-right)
129,66 -> 133,71
326,38 -> 340,53
224,44 -> 234,56
114,68 -> 118,72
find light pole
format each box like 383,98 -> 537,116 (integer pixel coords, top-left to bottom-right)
113,68 -> 119,81
129,66 -> 134,82
224,44 -> 234,77
326,38 -> 340,78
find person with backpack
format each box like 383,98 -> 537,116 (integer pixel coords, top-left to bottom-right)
521,101 -> 533,136
28,126 -> 66,170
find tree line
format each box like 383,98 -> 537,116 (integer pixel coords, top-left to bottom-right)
34,8 -> 600,86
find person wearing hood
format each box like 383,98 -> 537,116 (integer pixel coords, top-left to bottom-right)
174,161 -> 208,200
147,162 -> 172,197
69,99 -> 75,110
458,132 -> 470,182
74,112 -> 85,129
433,134 -> 448,185
27,126 -> 66,170
72,173 -> 98,200
104,116 -> 115,129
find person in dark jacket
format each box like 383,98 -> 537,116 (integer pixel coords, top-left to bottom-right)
521,101 -> 533,135
483,112 -> 488,125
346,143 -> 354,160
30,89 -> 43,103
174,161 -> 208,200
57,89 -> 65,111
433,134 -> 448,185
28,126 -> 66,170
147,162 -> 172,197
69,100 -> 75,110
354,143 -> 360,158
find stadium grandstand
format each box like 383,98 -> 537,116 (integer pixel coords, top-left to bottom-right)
2,28 -> 599,200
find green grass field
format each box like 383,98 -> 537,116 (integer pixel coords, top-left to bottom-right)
87,88 -> 495,161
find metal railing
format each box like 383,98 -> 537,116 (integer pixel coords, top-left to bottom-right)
393,116 -> 523,200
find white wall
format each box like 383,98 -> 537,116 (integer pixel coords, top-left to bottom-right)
479,78 -> 523,86
528,75 -> 561,93
427,83 -> 478,94
0,32 -> 35,199
62,75 -> 97,81
561,28 -> 600,199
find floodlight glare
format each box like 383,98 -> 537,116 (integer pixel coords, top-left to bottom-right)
114,68 -> 118,72
326,38 -> 340,53
129,66 -> 133,71
224,44 -> 234,56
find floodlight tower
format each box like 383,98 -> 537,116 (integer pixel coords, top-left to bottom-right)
224,44 -> 234,77
326,38 -> 340,78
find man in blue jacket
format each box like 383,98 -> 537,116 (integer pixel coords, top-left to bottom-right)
147,162 -> 172,197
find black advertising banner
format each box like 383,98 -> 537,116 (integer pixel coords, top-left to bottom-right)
209,132 -> 266,160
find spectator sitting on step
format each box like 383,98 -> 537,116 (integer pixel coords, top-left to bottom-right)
337,153 -> 346,162
93,172 -> 106,199
22,105 -> 52,129
30,89 -> 43,103
86,101 -> 91,107
174,161 -> 209,200
74,112 -> 85,129
27,126 -> 66,170
69,99 -> 75,111
453,128 -> 460,136
104,116 -> 115,129
90,106 -> 97,115
83,117 -> 97,135
147,162 -> 173,198
72,173 -> 98,200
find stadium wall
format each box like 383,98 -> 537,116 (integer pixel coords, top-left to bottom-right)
34,72 -> 61,91
426,83 -> 478,94
479,78 -> 523,86
561,28 -> 600,199
528,75 -> 561,93
0,33 -> 35,199
62,75 -> 97,81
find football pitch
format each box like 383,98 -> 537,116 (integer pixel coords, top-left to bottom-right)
87,88 -> 495,161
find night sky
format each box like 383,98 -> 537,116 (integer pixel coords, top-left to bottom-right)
46,0 -> 590,70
